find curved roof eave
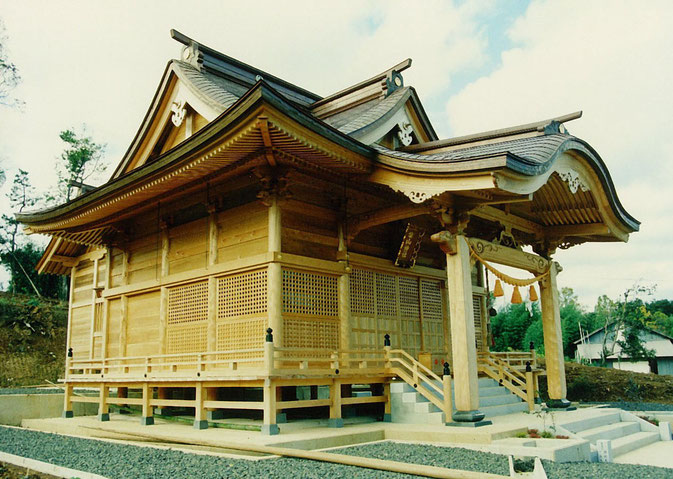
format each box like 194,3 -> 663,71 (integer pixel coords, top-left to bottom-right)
17,81 -> 376,228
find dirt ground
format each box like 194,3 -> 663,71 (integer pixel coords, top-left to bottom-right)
538,359 -> 673,404
0,462 -> 58,479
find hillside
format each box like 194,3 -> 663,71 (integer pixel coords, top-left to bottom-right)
0,292 -> 67,387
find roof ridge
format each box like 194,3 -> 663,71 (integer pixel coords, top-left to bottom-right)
402,111 -> 582,153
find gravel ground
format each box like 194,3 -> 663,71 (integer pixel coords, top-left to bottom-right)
0,389 -> 63,396
1,427 -> 672,478
584,401 -> 673,411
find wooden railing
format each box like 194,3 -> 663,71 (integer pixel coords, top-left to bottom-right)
486,350 -> 537,369
385,347 -> 452,421
477,352 -> 540,411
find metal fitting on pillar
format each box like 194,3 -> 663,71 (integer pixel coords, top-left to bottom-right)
384,333 -> 391,347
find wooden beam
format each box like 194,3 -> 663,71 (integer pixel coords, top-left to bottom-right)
470,205 -> 542,235
543,223 -> 609,238
348,203 -> 429,239
257,117 -> 277,167
467,237 -> 549,274
51,255 -> 78,267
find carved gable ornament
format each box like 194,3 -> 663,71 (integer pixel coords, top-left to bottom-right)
171,99 -> 187,127
558,169 -> 589,194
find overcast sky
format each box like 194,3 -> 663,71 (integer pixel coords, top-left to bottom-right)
1,0 -> 671,308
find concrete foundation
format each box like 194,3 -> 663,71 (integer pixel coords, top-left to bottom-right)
0,393 -> 97,426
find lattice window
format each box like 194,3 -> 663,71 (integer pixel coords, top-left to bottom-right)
375,273 -> 398,318
167,323 -> 208,358
167,281 -> 208,325
349,268 -> 375,315
284,318 -> 339,350
217,269 -> 267,319
421,279 -> 445,353
282,269 -> 338,318
399,276 -> 420,352
473,293 -> 485,351
217,318 -> 267,359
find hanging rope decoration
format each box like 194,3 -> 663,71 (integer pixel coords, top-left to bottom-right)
468,242 -> 548,304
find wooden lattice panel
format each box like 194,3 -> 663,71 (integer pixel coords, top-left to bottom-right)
217,269 -> 267,319
421,279 -> 444,353
282,269 -> 339,317
167,281 -> 208,325
167,323 -> 208,358
283,318 -> 339,350
375,273 -> 398,318
473,293 -> 485,351
349,268 -> 375,315
217,317 -> 267,359
399,277 -> 421,352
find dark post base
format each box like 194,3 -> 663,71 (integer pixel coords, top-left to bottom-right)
261,424 -> 279,435
207,410 -> 225,420
193,419 -> 208,430
97,413 -> 110,422
452,409 -> 486,423
446,420 -> 492,428
383,413 -> 392,423
140,416 -> 154,426
276,413 -> 287,424
328,418 -> 344,428
546,398 -> 573,409
62,410 -> 74,419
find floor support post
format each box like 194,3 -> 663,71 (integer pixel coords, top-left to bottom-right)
141,383 -> 154,425
98,382 -> 109,421
262,379 -> 279,435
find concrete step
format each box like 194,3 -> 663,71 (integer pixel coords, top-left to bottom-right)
414,401 -> 441,414
578,421 -> 641,442
394,410 -> 445,424
561,412 -> 622,433
479,392 -> 523,408
401,392 -> 424,403
479,386 -> 508,398
480,401 -> 528,418
611,431 -> 660,457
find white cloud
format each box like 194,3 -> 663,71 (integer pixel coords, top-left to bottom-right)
446,0 -> 673,306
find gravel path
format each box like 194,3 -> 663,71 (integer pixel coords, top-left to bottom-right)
1,426 -> 672,478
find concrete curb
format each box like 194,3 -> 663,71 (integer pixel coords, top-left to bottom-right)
0,450 -> 109,479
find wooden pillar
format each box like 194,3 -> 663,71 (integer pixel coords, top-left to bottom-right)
262,379 -> 279,435
62,383 -> 74,418
194,382 -> 207,429
121,250 -> 129,285
65,266 -> 76,373
160,222 -> 170,277
119,295 -> 128,357
207,277 -> 217,352
89,258 -> 99,359
141,383 -> 154,425
337,224 -> 351,352
329,380 -> 343,428
383,382 -> 392,422
440,234 -> 486,424
268,196 -> 283,346
208,204 -> 218,266
158,287 -> 168,355
101,248 -> 112,360
540,261 -> 570,408
98,383 -> 110,421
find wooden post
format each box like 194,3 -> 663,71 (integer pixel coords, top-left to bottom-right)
101,248 -> 111,360
442,362 -> 453,422
329,380 -> 343,428
89,258 -> 99,359
63,383 -> 74,418
264,329 -> 275,376
525,364 -> 535,412
438,234 -> 486,424
160,222 -> 170,277
121,250 -> 129,285
141,383 -> 154,425
194,382 -> 207,429
119,295 -> 128,358
207,277 -> 217,352
98,383 -> 110,421
262,379 -> 279,435
159,287 -> 168,355
268,195 -> 283,346
65,266 -> 76,373
540,261 -> 570,408
383,381 -> 392,422
208,204 -> 218,266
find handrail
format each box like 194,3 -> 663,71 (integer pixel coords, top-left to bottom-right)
477,352 -> 539,411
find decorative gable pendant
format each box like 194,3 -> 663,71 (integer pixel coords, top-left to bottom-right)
397,121 -> 414,147
171,99 -> 187,127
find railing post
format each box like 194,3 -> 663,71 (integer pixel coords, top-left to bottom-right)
330,352 -> 339,373
66,347 -> 73,380
529,341 -> 537,369
442,362 -> 453,423
265,328 -> 275,376
525,361 -> 535,412
62,383 -> 74,418
383,334 -> 391,370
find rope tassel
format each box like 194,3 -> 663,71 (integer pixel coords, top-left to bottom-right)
511,286 -> 522,304
529,285 -> 539,302
493,279 -> 504,297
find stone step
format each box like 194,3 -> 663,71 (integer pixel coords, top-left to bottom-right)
611,431 -> 660,457
479,392 -> 523,408
578,421 -> 641,443
480,401 -> 529,418
414,401 -> 441,414
394,410 -> 445,425
561,412 -> 622,433
479,386 -> 509,398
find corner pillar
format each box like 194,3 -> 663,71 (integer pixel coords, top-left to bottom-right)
433,232 -> 487,425
540,261 -> 570,408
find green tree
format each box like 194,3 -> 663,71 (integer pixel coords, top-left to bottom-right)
0,18 -> 22,108
491,303 -> 540,351
52,128 -> 106,202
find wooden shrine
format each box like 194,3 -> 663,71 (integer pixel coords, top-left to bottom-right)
17,30 -> 639,434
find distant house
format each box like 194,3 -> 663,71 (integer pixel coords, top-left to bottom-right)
575,323 -> 673,375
